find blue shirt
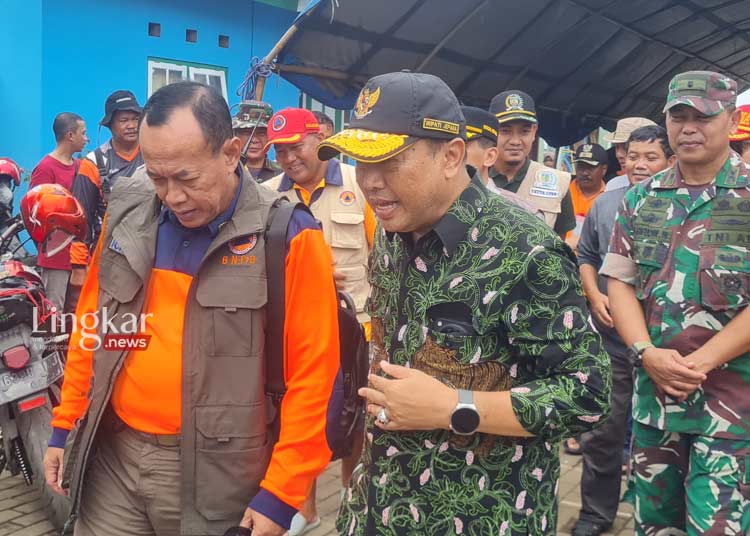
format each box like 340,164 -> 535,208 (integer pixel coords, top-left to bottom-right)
155,175 -> 243,276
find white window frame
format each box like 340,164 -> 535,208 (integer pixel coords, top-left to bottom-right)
147,60 -> 188,97
147,59 -> 228,100
189,67 -> 228,99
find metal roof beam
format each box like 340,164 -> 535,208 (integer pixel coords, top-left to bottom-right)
454,0 -> 558,95
536,30 -> 624,104
346,0 -> 429,75
564,0 -> 750,86
506,0 -> 620,89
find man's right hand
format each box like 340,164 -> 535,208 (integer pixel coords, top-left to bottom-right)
43,447 -> 68,496
642,347 -> 706,402
589,292 -> 614,328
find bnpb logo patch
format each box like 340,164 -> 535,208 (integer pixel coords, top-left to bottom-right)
229,235 -> 258,255
271,114 -> 287,132
339,191 -> 356,206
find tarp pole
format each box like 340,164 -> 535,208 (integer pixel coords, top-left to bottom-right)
256,24 -> 300,100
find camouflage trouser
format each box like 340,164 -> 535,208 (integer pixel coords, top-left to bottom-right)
629,421 -> 750,535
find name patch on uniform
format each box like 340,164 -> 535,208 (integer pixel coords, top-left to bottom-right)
422,118 -> 460,135
529,188 -> 559,198
339,191 -> 356,206
109,238 -> 125,255
229,235 -> 257,255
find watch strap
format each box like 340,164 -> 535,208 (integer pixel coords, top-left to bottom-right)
457,389 -> 474,405
632,341 -> 654,355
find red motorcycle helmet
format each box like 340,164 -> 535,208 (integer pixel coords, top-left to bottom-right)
21,184 -> 86,257
0,157 -> 22,188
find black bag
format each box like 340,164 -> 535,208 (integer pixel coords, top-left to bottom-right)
264,199 -> 368,461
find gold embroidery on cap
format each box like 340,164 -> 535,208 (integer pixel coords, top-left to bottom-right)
354,87 -> 381,119
324,130 -> 409,159
423,118 -> 460,135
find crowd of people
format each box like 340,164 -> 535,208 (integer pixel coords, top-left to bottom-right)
11,66 -> 745,536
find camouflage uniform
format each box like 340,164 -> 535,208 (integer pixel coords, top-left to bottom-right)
602,71 -> 750,535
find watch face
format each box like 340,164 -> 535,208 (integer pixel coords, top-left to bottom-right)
451,407 -> 480,435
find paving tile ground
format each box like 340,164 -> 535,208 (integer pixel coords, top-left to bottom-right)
0,450 -> 633,535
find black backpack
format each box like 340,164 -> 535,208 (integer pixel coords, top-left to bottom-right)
264,199 -> 369,461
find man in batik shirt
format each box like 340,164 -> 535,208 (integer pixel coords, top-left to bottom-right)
317,71 -> 611,536
603,71 -> 750,535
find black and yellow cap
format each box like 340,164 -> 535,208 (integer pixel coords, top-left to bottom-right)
318,72 -> 466,163
489,90 -> 537,124
461,106 -> 499,144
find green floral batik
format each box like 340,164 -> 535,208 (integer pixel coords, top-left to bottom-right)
337,178 -> 610,535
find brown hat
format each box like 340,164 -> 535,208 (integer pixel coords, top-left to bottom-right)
605,117 -> 657,144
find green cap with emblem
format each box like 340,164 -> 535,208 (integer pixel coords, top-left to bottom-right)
232,100 -> 274,130
663,71 -> 737,116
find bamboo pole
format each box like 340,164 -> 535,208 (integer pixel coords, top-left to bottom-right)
255,24 -> 299,100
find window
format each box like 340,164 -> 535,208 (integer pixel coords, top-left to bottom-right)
190,67 -> 227,96
148,58 -> 228,100
148,22 -> 161,37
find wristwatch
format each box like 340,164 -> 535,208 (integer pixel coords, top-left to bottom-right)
627,341 -> 654,368
450,389 -> 480,436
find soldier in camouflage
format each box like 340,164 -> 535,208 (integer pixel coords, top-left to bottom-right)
602,71 -> 750,535
232,100 -> 280,182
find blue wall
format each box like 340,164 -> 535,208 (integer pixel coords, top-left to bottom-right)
0,0 -> 44,179
1,0 -> 299,185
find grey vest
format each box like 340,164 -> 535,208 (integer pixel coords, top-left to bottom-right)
62,167 -> 278,535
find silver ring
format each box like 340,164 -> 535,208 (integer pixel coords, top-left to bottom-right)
377,407 -> 390,425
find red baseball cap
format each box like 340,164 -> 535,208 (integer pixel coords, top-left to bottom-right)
263,108 -> 320,152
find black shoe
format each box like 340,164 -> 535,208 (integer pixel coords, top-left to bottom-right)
571,519 -> 610,536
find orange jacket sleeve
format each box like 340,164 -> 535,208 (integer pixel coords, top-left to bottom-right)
250,208 -> 339,527
49,217 -> 107,446
364,202 -> 376,250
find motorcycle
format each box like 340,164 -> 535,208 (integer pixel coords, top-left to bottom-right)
0,214 -> 71,528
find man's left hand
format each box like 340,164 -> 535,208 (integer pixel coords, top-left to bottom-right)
359,361 -> 457,431
238,508 -> 285,536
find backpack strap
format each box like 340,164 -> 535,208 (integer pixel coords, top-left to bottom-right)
93,147 -> 107,177
94,147 -> 112,197
264,198 -> 312,400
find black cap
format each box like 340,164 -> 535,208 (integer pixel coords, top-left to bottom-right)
100,90 -> 142,126
461,106 -> 499,144
573,143 -> 608,166
489,90 -> 537,124
318,72 -> 466,163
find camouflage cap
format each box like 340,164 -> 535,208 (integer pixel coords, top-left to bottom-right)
663,71 -> 737,116
232,100 -> 273,130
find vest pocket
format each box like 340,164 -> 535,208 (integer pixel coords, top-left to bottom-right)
196,281 -> 267,357
194,405 -> 270,520
330,212 -> 365,249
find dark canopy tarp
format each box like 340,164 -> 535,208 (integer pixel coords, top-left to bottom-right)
267,0 -> 750,146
